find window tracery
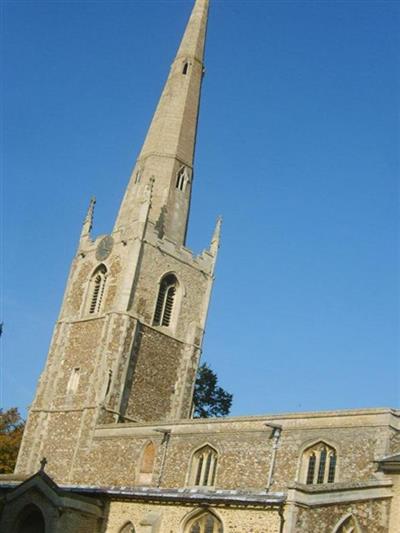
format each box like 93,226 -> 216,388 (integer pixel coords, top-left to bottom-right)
176,167 -> 188,191
185,511 -> 223,533
302,441 -> 337,484
190,445 -> 218,487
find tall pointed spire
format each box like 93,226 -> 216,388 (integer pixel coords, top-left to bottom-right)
115,0 -> 210,245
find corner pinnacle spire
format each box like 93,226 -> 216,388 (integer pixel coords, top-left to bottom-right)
80,196 -> 96,240
115,0 -> 210,245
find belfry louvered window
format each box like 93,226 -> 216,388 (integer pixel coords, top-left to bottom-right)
153,274 -> 178,327
302,442 -> 337,485
88,265 -> 107,314
190,445 -> 218,487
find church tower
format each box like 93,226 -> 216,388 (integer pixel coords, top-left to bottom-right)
15,0 -> 218,482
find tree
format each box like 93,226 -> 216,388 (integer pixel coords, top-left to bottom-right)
0,407 -> 25,474
193,363 -> 233,418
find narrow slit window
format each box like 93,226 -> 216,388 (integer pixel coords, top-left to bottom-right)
183,62 -> 189,75
317,447 -> 327,483
153,274 -> 178,327
135,170 -> 142,183
328,452 -> 337,483
306,453 -> 316,484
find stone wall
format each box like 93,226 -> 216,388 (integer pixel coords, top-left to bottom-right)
294,499 -> 390,533
104,500 -> 281,533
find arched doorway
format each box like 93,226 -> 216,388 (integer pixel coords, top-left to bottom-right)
15,504 -> 46,533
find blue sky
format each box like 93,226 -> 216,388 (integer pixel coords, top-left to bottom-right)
2,0 -> 399,417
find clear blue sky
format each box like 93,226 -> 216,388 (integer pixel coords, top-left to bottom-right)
2,0 -> 399,417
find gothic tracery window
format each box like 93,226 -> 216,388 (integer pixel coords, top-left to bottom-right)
302,442 -> 337,485
185,511 -> 223,533
190,445 -> 218,487
88,264 -> 107,314
153,274 -> 178,327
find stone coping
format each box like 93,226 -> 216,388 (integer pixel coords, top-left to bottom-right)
93,407 -> 399,435
60,485 -> 286,507
288,478 -> 392,494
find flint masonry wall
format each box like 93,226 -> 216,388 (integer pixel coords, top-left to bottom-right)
294,499 -> 391,533
60,409 -> 396,489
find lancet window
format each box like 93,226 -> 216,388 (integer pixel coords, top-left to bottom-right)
182,61 -> 189,75
190,445 -> 218,487
302,442 -> 337,485
176,167 -> 188,191
88,264 -> 107,314
138,441 -> 156,485
185,511 -> 223,533
153,274 -> 178,327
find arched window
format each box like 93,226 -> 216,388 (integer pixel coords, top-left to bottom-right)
153,274 -> 178,327
185,511 -> 223,533
119,522 -> 136,533
15,504 -> 45,533
88,264 -> 107,314
301,441 -> 337,485
138,441 -> 156,485
190,445 -> 218,487
176,167 -> 187,191
334,515 -> 359,533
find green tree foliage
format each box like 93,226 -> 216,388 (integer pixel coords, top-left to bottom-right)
193,363 -> 233,418
0,407 -> 25,474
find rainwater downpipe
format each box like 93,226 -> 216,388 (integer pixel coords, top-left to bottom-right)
154,428 -> 171,487
265,423 -> 282,491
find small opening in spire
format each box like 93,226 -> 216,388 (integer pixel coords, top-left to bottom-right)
182,62 -> 189,75
176,167 -> 187,191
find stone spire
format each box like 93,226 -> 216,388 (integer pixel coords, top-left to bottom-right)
115,0 -> 210,245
